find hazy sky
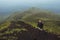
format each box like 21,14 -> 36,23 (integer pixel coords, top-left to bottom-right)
0,0 -> 60,6
0,0 -> 60,9
0,0 -> 60,15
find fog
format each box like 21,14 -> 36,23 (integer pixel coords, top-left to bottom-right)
0,0 -> 60,15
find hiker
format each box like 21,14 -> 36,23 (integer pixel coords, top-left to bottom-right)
37,20 -> 44,30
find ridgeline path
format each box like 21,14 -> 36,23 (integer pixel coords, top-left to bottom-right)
0,21 -> 60,40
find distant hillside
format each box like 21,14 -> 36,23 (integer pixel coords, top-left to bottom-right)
0,7 -> 60,40
0,14 -> 10,24
7,7 -> 60,34
8,7 -> 60,21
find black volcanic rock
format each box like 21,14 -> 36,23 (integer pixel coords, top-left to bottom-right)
0,21 -> 60,40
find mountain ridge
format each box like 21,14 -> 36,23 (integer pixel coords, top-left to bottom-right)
0,21 -> 60,40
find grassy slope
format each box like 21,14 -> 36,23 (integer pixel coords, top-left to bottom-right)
0,8 -> 60,35
21,8 -> 60,34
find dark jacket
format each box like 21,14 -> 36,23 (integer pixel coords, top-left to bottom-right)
37,22 -> 43,29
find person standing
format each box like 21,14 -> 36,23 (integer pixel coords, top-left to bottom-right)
37,20 -> 44,30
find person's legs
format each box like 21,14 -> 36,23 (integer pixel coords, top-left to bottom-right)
36,26 -> 43,31
39,26 -> 43,31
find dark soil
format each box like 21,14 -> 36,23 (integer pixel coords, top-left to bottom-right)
0,21 -> 60,40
